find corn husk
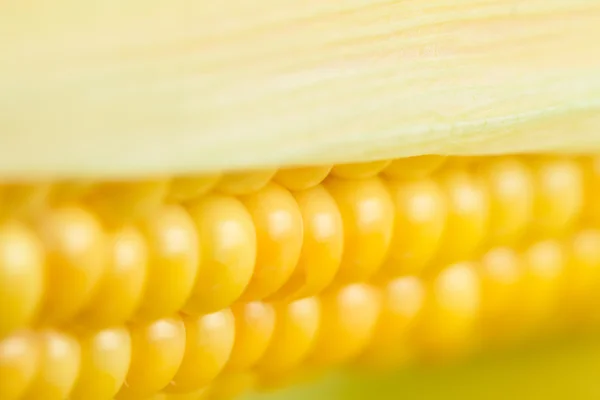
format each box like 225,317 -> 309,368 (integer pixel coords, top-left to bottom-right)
1,0 -> 599,177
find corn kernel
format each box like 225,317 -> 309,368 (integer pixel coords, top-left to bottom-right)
184,194 -> 256,314
215,170 -> 278,196
381,178 -> 446,277
478,247 -> 524,341
307,284 -> 381,366
274,166 -> 333,191
35,207 -> 106,325
255,297 -> 320,374
563,229 -> 600,319
330,161 -> 392,179
417,262 -> 481,358
84,180 -> 169,227
200,372 -> 256,400
0,331 -> 40,400
21,330 -> 81,400
519,240 -> 565,334
325,177 -> 394,283
0,223 -> 44,337
135,205 -> 199,321
166,309 -> 235,393
49,182 -> 95,205
239,183 -> 303,301
274,185 -> 343,300
0,183 -> 51,221
475,157 -> 534,245
69,327 -> 131,400
76,226 -> 148,328
358,276 -> 425,369
168,174 -> 222,203
382,156 -> 446,179
116,316 -> 186,399
530,157 -> 583,237
226,302 -> 276,371
434,169 -> 489,264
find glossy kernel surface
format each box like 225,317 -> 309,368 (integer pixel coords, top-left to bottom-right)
69,327 -> 132,400
383,178 -> 446,276
0,331 -> 40,400
256,297 -> 321,374
167,309 -> 235,393
185,194 -> 256,314
326,177 -> 394,283
226,302 -> 276,371
274,166 -> 332,191
77,226 -> 148,328
275,185 -> 344,299
240,183 -> 304,301
135,205 -> 199,321
0,223 -> 44,337
215,170 -> 278,196
21,330 -> 81,400
434,169 -> 489,264
116,316 -> 186,399
308,283 -> 381,366
36,206 -> 106,325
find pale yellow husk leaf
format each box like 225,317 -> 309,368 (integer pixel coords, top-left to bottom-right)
1,0 -> 600,178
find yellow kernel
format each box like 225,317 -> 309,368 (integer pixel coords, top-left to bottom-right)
135,205 -> 199,321
226,302 -> 276,371
330,160 -> 391,179
563,229 -> 600,317
200,372 -> 256,400
0,223 -> 44,337
434,169 -> 489,264
21,330 -> 81,400
84,180 -> 169,226
36,206 -> 106,325
325,177 -> 394,283
215,169 -> 277,196
167,174 -> 222,203
382,178 -> 446,276
530,157 -> 583,237
239,183 -> 303,301
418,262 -> 481,358
274,185 -> 344,300
255,297 -> 321,374
474,157 -> 534,245
69,327 -> 132,400
307,284 -> 381,366
0,331 -> 40,400
167,309 -> 236,394
519,240 -> 565,333
116,316 -> 186,399
382,156 -> 446,179
0,183 -> 51,220
359,276 -> 425,369
184,194 -> 255,314
76,226 -> 148,328
273,165 -> 333,191
582,156 -> 600,224
48,181 -> 95,205
478,247 -> 524,341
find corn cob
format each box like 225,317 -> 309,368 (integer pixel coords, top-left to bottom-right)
2,1 -> 600,400
0,155 -> 600,400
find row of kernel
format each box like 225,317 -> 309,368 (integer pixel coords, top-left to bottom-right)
0,155 -> 592,338
3,229 -> 600,400
377,155 -> 587,281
